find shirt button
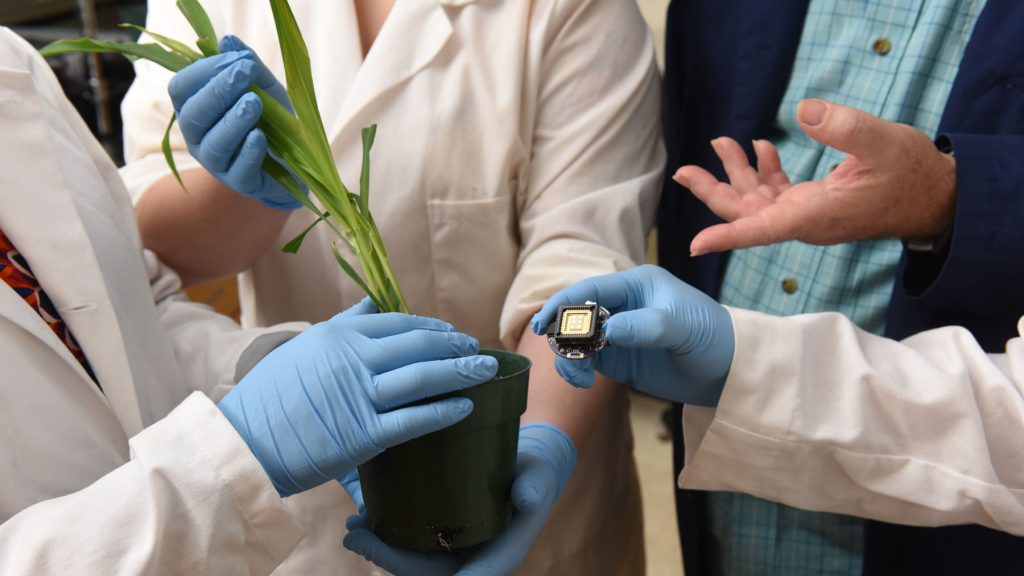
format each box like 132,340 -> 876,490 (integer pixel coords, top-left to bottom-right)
872,37 -> 892,56
782,278 -> 799,294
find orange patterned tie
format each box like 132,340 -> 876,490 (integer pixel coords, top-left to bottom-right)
0,227 -> 98,387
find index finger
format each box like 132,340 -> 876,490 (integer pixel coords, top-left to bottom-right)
167,51 -> 248,111
690,203 -> 810,254
219,35 -> 289,103
330,312 -> 454,339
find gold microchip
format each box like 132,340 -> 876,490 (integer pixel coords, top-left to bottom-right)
559,309 -> 594,336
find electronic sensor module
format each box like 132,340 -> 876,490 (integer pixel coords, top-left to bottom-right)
545,301 -> 610,359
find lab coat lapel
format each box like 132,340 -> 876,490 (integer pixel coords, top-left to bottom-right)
0,66 -> 147,434
0,283 -> 102,395
328,0 -> 464,138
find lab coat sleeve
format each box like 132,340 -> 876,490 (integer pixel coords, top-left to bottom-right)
119,0 -> 222,201
144,249 -> 307,401
498,0 -> 663,348
0,392 -> 304,575
680,308 -> 1024,536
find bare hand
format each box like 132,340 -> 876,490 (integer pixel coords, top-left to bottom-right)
673,99 -> 958,256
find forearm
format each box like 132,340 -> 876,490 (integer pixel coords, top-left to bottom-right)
682,308 -> 1024,535
0,394 -> 303,574
517,330 -> 616,453
135,169 -> 291,287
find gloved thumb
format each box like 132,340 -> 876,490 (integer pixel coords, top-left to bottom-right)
337,469 -> 365,514
796,99 -> 891,163
511,468 -> 547,514
603,307 -> 677,350
554,356 -> 596,388
338,296 -> 378,318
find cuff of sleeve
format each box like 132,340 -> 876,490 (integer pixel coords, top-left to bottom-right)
235,323 -> 307,382
679,307 -> 803,480
680,405 -> 717,471
132,393 -> 305,570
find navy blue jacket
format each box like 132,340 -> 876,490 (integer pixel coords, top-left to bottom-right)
659,1 -> 1024,574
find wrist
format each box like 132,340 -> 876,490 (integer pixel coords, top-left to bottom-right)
905,142 -> 957,253
913,137 -> 958,235
216,391 -> 288,497
704,303 -> 736,407
678,300 -> 735,407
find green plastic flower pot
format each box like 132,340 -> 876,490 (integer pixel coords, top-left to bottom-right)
357,349 -> 531,551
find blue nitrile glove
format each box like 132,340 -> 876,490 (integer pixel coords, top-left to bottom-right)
218,298 -> 499,497
530,265 -> 735,406
342,423 -> 577,576
168,35 -> 301,210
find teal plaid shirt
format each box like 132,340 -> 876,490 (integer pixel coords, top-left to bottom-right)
709,1 -> 987,574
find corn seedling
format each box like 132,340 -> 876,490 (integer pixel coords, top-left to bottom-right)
42,0 -> 408,312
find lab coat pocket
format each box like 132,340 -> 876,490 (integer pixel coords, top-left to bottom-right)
427,195 -> 518,349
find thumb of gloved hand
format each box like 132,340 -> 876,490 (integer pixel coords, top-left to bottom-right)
603,307 -> 678,349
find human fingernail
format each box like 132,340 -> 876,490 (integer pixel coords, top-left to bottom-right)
602,322 -> 615,341
477,355 -> 499,375
457,355 -> 496,377
227,61 -> 254,89
454,334 -> 479,355
236,94 -> 258,117
215,51 -> 246,71
343,539 -> 366,556
453,398 -> 473,415
515,485 -> 541,509
798,99 -> 827,126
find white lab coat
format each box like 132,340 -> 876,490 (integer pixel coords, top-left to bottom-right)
681,308 -> 1024,536
121,0 -> 661,573
0,28 -> 309,574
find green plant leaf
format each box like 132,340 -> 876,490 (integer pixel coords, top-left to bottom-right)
359,124 -> 376,215
175,0 -> 219,56
267,0 -> 337,182
262,156 -> 314,209
331,243 -> 383,310
119,24 -> 202,62
40,38 -> 192,72
282,214 -> 326,253
162,113 -> 186,190
47,0 -> 410,314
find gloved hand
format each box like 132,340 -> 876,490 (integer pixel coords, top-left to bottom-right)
530,265 -> 735,406
218,298 -> 499,497
168,35 -> 301,210
342,423 -> 577,576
